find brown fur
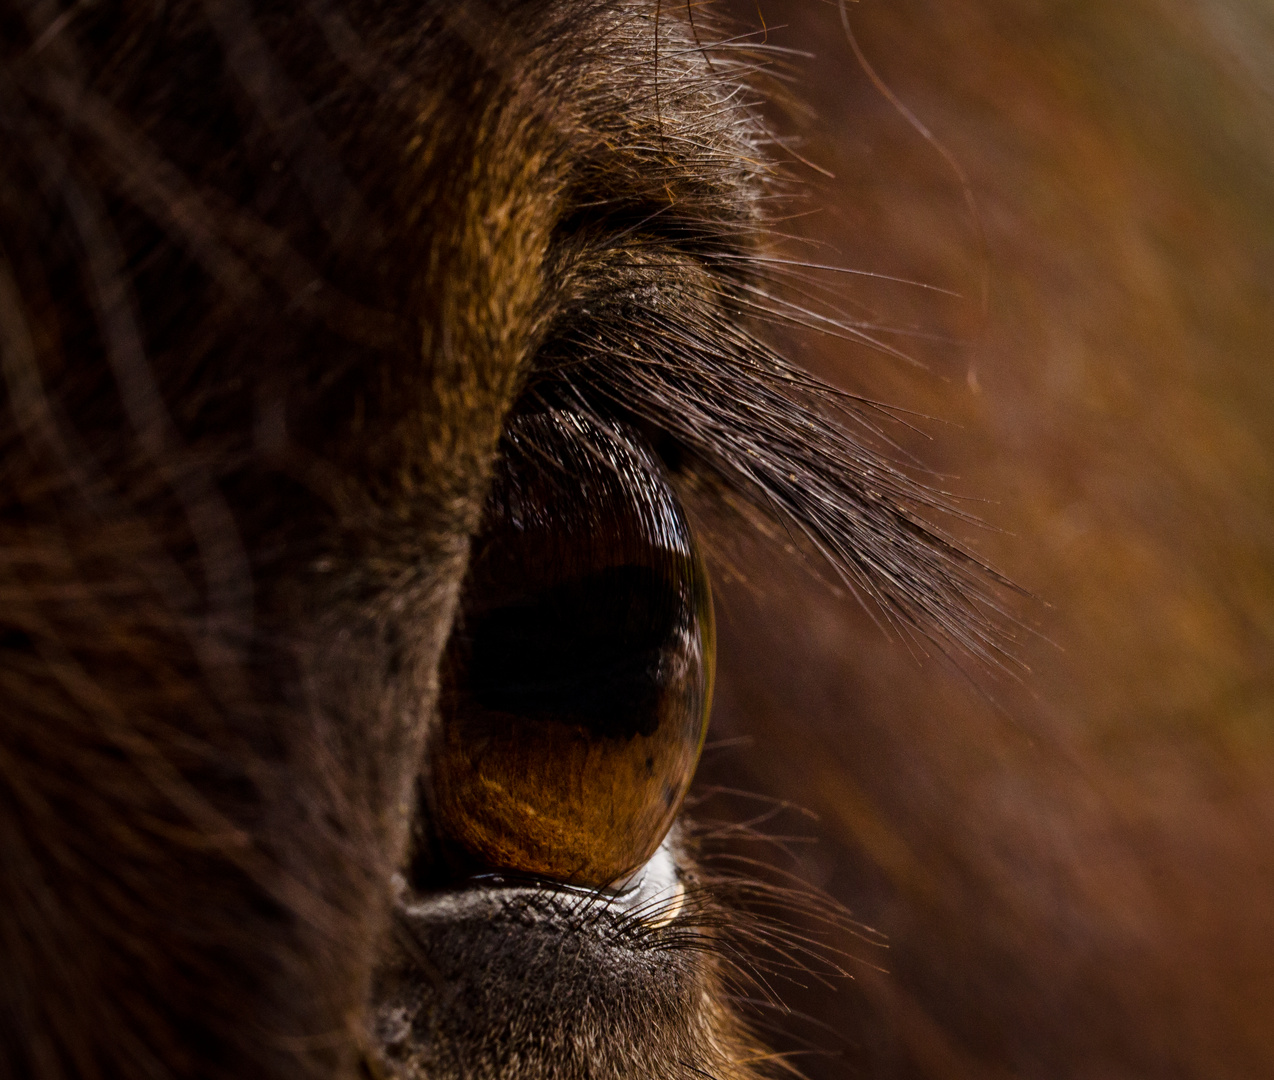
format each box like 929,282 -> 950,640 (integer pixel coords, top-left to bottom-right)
0,2 -> 778,1076
3,0 -> 1272,1078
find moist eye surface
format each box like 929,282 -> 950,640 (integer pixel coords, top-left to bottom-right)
428,410 -> 714,888
466,563 -> 685,737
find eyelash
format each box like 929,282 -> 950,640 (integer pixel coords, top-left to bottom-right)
520,261 -> 1018,669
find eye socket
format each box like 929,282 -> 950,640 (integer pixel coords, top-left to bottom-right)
427,411 -> 714,888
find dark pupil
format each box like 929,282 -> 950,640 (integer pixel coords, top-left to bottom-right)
463,564 -> 688,741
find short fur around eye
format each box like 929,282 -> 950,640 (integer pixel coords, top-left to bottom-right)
0,1 -> 1021,1077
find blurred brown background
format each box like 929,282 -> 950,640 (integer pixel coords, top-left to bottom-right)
696,2 -> 1274,1077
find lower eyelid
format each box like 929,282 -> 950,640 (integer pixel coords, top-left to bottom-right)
396,837 -> 686,926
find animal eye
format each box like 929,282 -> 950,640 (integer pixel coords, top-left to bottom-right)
426,411 -> 714,888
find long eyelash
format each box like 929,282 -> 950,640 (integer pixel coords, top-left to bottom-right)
529,276 -> 1023,668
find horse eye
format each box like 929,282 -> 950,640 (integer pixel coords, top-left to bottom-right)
427,411 -> 714,888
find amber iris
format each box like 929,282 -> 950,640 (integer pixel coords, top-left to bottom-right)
428,412 -> 714,887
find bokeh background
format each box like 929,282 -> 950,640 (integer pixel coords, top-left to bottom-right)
694,2 -> 1274,1077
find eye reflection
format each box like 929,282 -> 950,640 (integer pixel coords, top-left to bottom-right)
428,410 -> 714,888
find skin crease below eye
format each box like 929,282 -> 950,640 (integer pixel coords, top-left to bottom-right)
1,4 -> 1272,1080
